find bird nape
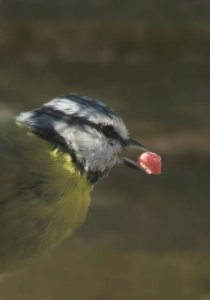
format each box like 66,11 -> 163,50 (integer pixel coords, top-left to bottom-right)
0,93 -> 160,274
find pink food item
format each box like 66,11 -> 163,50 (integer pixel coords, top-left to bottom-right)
137,152 -> 161,175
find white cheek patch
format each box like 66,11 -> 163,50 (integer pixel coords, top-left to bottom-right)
64,127 -> 121,172
53,120 -> 78,150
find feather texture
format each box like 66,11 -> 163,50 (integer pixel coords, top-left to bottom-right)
0,122 -> 92,273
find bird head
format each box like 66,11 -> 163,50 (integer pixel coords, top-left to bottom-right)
16,94 -> 146,184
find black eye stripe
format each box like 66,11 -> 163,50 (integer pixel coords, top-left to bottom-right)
32,106 -> 124,143
100,125 -> 119,139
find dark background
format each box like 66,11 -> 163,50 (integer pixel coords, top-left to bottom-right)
2,0 -> 210,21
0,1 -> 210,300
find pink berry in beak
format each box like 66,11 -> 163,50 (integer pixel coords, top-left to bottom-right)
137,152 -> 161,175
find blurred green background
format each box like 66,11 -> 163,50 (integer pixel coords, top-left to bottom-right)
0,1 -> 210,300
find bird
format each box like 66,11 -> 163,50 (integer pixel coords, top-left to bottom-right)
0,93 -> 146,274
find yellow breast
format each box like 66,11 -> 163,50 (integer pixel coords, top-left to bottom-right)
45,149 -> 93,244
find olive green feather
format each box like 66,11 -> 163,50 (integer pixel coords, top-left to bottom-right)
0,122 -> 92,273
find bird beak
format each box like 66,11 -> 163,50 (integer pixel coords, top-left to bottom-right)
120,139 -> 148,170
125,139 -> 147,152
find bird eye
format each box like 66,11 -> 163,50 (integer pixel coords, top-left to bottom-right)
101,125 -> 117,138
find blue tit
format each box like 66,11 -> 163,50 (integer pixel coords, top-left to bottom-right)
0,94 -> 146,273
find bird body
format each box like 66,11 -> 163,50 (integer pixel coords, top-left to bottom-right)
0,124 -> 91,273
0,94 -> 146,273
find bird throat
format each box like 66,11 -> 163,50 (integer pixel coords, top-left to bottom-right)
50,148 -> 82,176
